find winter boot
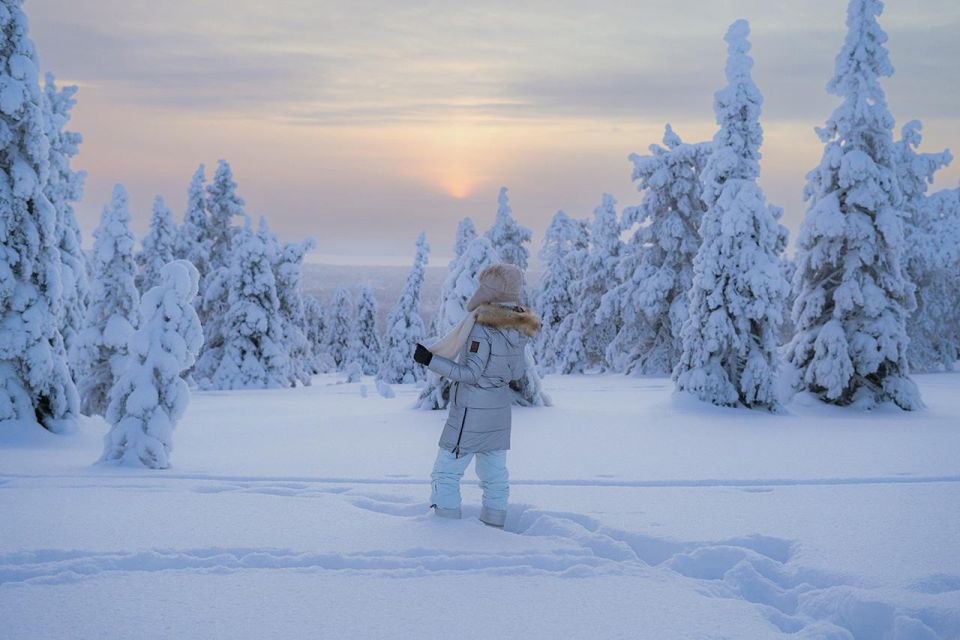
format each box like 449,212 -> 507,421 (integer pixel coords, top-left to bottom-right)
431,504 -> 461,520
479,506 -> 506,528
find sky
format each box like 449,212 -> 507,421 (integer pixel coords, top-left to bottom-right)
25,0 -> 960,265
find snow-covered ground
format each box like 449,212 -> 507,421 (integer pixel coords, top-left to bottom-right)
2,374 -> 959,639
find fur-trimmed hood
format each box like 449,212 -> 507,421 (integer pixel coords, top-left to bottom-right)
475,303 -> 541,338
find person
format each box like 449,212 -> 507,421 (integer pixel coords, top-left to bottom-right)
413,263 -> 541,528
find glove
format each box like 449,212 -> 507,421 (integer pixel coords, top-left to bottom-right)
413,343 -> 433,366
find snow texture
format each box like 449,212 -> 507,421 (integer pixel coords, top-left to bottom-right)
574,194 -> 622,370
275,237 -> 316,386
378,232 -> 430,384
99,260 -> 203,468
73,185 -> 139,417
674,20 -> 790,410
786,0 -> 922,410
175,164 -> 210,282
0,6 -> 78,432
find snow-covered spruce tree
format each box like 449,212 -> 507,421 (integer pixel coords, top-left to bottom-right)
485,186 -> 532,270
378,232 -> 430,384
326,287 -> 354,371
136,196 -> 177,290
206,159 -> 244,274
674,20 -> 790,410
417,237 -> 499,409
175,164 -> 210,281
275,238 -> 316,386
483,187 -> 549,404
786,0 -> 921,410
572,194 -> 623,370
74,185 -> 140,416
428,217 -> 476,339
541,214 -> 591,374
913,186 -> 960,369
893,121 -> 956,372
534,210 -> 585,370
348,285 -> 382,376
303,294 -> 333,373
42,73 -> 89,374
0,7 -> 79,431
598,125 -> 710,374
208,217 -> 288,389
99,260 -> 203,468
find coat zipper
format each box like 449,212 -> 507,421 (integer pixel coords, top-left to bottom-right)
453,407 -> 468,459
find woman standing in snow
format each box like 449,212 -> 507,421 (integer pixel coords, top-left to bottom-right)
413,264 -> 541,528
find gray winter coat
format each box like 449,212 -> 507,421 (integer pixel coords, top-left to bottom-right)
427,304 -> 541,457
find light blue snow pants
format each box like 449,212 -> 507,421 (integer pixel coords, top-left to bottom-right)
430,447 -> 509,520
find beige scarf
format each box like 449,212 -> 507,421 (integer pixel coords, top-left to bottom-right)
428,310 -> 477,360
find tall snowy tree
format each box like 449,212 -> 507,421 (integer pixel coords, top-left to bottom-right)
207,218 -> 288,389
674,20 -> 790,410
417,237 -> 499,409
428,217 -> 476,339
536,214 -> 590,373
0,6 -> 79,431
571,194 -> 623,370
537,211 -> 589,373
326,287 -> 354,371
206,159 -> 244,274
176,164 -> 210,281
275,238 -> 316,386
786,0 -> 921,410
598,125 -> 710,374
99,260 -> 203,469
42,73 -> 88,376
348,285 -> 382,375
485,187 -> 532,270
893,121 -> 956,372
137,196 -> 178,291
74,185 -> 140,416
378,232 -> 430,384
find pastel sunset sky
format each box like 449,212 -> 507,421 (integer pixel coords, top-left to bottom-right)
26,0 -> 960,264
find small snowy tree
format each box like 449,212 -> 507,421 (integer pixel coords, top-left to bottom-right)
348,285 -> 382,376
175,164 -> 210,281
206,159 -> 244,273
674,20 -> 790,410
99,260 -> 203,469
42,73 -> 89,375
378,232 -> 430,384
74,185 -> 140,416
485,187 -> 532,270
571,194 -> 622,370
326,287 -> 354,371
893,121 -> 956,372
137,196 -> 178,290
786,0 -> 921,410
208,218 -> 288,389
303,294 -> 333,373
599,125 -> 710,374
275,238 -> 316,385
535,210 -> 586,370
417,237 -> 499,409
0,9 -> 79,431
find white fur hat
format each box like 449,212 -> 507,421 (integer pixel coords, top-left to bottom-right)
466,263 -> 524,312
